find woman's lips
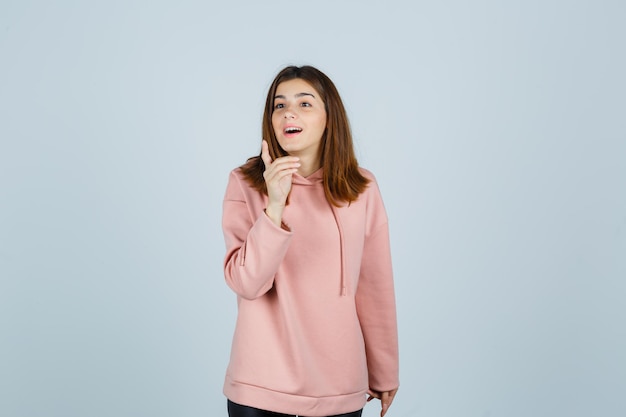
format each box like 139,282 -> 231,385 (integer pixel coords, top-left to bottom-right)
283,125 -> 303,137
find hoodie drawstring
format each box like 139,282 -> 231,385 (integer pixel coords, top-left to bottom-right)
329,204 -> 348,296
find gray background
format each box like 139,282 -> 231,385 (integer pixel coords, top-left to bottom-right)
1,1 -> 625,416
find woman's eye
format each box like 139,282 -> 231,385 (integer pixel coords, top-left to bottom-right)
300,102 -> 311,107
274,103 -> 284,109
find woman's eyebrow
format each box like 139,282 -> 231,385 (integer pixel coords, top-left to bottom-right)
274,92 -> 316,100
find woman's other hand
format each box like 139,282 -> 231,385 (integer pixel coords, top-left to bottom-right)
367,388 -> 398,417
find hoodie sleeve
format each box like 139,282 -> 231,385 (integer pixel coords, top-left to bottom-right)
222,170 -> 293,300
355,178 -> 400,392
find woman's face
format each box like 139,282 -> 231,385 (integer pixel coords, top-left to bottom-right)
271,78 -> 327,161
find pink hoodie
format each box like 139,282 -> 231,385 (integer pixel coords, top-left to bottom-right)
222,167 -> 399,416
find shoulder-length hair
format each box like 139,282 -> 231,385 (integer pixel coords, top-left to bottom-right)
240,65 -> 370,207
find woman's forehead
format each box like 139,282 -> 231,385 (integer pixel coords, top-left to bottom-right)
275,78 -> 320,97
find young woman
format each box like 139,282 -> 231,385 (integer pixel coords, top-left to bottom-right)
221,65 -> 399,417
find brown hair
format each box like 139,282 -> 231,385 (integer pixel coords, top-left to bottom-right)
240,65 -> 369,206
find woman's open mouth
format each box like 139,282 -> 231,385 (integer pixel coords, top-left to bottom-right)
284,126 -> 303,137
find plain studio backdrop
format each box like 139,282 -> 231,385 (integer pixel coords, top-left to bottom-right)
1,1 -> 624,416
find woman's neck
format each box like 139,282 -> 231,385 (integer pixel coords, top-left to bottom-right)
298,159 -> 320,177
295,153 -> 321,177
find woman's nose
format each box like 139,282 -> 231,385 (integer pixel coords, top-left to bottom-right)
284,109 -> 296,119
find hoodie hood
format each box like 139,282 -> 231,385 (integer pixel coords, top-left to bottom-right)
291,167 -> 324,185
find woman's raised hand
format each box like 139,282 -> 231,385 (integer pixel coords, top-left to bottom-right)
261,140 -> 300,227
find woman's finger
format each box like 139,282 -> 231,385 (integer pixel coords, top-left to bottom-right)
263,158 -> 300,181
380,391 -> 390,417
261,140 -> 272,168
380,389 -> 398,417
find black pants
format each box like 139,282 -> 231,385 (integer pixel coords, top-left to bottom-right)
227,400 -> 363,417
